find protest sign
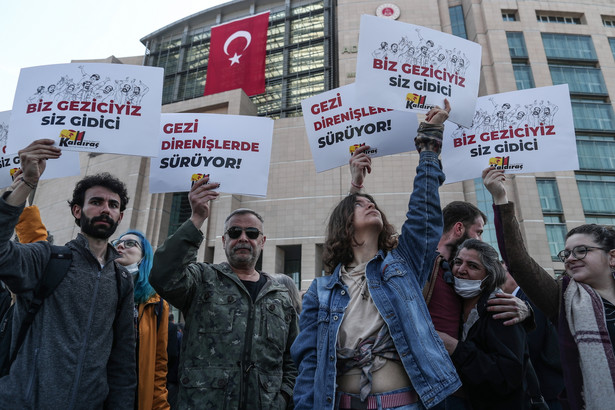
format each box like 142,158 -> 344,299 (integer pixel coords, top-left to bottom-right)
8,63 -> 163,157
0,111 -> 80,189
302,83 -> 418,172
354,15 -> 481,127
149,113 -> 273,196
441,85 -> 577,184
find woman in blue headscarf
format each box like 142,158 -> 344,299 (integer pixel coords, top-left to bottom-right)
114,230 -> 170,410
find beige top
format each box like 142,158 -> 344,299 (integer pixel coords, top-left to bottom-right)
336,263 -> 411,394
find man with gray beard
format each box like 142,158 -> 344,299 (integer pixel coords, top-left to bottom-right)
149,176 -> 298,410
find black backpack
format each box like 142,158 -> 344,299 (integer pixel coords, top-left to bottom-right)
0,246 -> 73,377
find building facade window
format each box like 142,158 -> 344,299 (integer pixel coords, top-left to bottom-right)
603,16 -> 615,27
571,100 -> 615,131
449,5 -> 468,39
576,174 -> 615,215
145,0 -> 335,119
542,33 -> 596,60
512,64 -> 535,90
506,32 -> 528,58
537,14 -> 581,25
577,136 -> 615,171
502,11 -> 517,22
507,32 -> 534,90
549,65 -> 607,95
168,193 -> 191,236
610,38 -> 615,60
537,179 -> 566,260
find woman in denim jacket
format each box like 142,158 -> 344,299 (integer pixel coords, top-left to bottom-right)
291,101 -> 461,410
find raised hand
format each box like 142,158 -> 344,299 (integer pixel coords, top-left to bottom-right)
188,176 -> 220,229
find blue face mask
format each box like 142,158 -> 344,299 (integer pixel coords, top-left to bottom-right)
453,277 -> 484,299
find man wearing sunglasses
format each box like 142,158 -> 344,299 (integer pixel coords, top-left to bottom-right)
150,176 -> 298,410
0,139 -> 135,409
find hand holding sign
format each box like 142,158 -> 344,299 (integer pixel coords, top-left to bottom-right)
349,144 -> 372,192
18,139 -> 62,186
481,167 -> 508,205
188,175 -> 220,229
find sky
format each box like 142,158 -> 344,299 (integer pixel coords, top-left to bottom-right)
0,0 -> 229,112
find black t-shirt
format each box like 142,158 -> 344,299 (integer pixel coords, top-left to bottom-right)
241,273 -> 266,303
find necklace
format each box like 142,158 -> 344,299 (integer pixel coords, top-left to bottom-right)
344,266 -> 369,300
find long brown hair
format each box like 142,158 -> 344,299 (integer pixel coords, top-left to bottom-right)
322,193 -> 397,274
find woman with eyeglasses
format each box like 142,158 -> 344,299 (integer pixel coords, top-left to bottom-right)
483,167 -> 615,409
114,231 -> 170,410
436,239 -> 530,409
292,101 -> 462,410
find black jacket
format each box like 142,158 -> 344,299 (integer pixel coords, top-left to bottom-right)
451,291 -> 531,410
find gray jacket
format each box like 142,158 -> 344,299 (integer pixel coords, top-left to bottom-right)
150,219 -> 298,410
0,194 -> 136,409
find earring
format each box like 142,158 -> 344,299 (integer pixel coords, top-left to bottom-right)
611,266 -> 615,280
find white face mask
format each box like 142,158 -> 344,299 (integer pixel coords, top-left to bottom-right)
454,277 -> 484,299
124,262 -> 140,275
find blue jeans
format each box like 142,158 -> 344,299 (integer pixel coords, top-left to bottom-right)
335,387 -> 427,410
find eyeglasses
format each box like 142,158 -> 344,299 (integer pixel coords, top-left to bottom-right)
112,239 -> 142,250
225,227 -> 262,240
557,245 -> 609,263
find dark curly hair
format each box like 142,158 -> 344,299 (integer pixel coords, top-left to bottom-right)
68,173 -> 129,227
566,224 -> 615,251
322,193 -> 397,275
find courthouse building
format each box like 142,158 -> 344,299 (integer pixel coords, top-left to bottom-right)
33,0 -> 615,290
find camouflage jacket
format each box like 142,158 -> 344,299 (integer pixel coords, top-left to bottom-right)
150,219 -> 298,410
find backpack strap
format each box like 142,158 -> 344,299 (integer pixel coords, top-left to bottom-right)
9,245 -> 72,367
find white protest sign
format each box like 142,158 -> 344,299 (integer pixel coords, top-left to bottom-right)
8,63 -> 163,157
355,15 -> 481,127
0,111 -> 80,189
302,83 -> 418,172
149,114 -> 274,196
441,85 -> 577,184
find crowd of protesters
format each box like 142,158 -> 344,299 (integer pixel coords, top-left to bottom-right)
0,101 -> 612,410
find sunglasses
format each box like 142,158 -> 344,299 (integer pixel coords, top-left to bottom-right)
225,227 -> 262,240
112,239 -> 142,250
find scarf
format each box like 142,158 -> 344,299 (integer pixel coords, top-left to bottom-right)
564,279 -> 615,409
336,325 -> 400,401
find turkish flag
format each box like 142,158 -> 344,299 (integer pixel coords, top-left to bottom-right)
204,12 -> 270,97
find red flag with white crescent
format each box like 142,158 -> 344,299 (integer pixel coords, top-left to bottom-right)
204,12 -> 270,97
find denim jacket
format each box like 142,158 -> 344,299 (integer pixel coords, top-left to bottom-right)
291,150 -> 461,410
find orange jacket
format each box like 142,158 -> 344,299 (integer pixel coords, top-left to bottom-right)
137,294 -> 170,410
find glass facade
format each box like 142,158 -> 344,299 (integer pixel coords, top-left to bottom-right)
577,136 -> 615,171
145,0 -> 335,119
449,6 -> 468,39
537,179 -> 563,213
576,174 -> 615,214
571,101 -> 615,131
537,179 -> 566,260
542,33 -> 596,60
550,65 -> 607,95
507,32 -> 528,58
512,64 -> 535,90
507,32 -> 535,90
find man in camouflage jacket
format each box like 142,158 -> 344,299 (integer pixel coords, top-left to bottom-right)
150,176 -> 298,410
